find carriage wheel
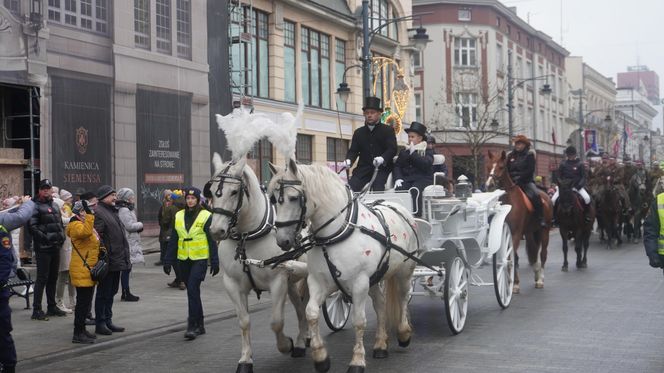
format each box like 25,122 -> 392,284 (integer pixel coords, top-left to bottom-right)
322,290 -> 352,332
493,224 -> 515,309
444,256 -> 469,335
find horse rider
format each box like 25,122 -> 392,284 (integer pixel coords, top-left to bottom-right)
552,146 -> 592,223
164,187 -> 220,340
507,135 -> 546,227
345,96 -> 398,192
642,191 -> 664,274
393,121 -> 434,217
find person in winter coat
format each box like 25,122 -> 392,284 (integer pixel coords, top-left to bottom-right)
55,190 -> 76,314
345,96 -> 398,192
506,135 -> 545,227
2,197 -> 23,273
551,146 -> 592,223
116,187 -> 143,302
93,185 -> 130,335
643,191 -> 664,274
393,122 -> 434,217
155,189 -> 173,266
29,179 -> 67,320
0,195 -> 34,373
164,187 -> 219,340
66,200 -> 99,344
165,190 -> 186,290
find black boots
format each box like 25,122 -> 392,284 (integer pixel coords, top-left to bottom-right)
95,324 -> 113,335
121,288 -> 140,302
106,321 -> 125,332
73,327 -> 95,344
184,317 -> 205,340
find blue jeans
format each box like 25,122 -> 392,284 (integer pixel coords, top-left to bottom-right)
120,268 -> 131,290
95,270 -> 120,327
178,259 -> 207,320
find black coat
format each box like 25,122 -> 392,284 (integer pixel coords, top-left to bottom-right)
346,123 -> 397,186
29,198 -> 65,253
507,148 -> 536,186
393,148 -> 434,184
557,159 -> 586,189
94,202 -> 131,272
643,197 -> 661,261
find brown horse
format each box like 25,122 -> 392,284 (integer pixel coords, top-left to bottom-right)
485,150 -> 553,292
555,179 -> 595,271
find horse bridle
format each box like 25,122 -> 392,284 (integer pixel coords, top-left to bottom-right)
203,163 -> 249,232
270,178 -> 308,235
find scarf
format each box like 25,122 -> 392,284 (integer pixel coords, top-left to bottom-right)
410,141 -> 428,156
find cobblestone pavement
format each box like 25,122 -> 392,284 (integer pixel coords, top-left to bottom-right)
11,232 -> 664,373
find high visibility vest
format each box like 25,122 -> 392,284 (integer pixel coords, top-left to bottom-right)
174,209 -> 212,260
657,193 -> 664,255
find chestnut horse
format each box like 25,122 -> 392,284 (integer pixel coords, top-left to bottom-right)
485,150 -> 552,292
555,179 -> 595,271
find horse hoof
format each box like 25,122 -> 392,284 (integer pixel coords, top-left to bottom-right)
535,282 -> 544,289
292,347 -> 306,358
281,337 -> 294,354
346,365 -> 365,373
373,348 -> 389,359
314,357 -> 331,373
398,337 -> 411,348
561,266 -> 568,272
236,363 -> 254,373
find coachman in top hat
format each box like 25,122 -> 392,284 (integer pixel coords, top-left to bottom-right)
345,96 -> 397,192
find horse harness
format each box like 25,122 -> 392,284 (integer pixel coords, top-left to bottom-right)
268,177 -> 440,303
204,163 -> 272,299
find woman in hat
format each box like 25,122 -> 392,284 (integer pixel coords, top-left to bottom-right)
507,135 -> 545,227
116,187 -> 144,302
163,187 -> 219,340
393,121 -> 434,216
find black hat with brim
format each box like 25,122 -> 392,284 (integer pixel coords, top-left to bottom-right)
565,146 -> 577,156
404,121 -> 428,137
362,96 -> 383,112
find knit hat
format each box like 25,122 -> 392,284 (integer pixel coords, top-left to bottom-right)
60,189 -> 73,201
80,191 -> 95,201
116,187 -> 135,202
565,146 -> 577,156
39,179 -> 52,189
72,200 -> 85,215
96,185 -> 116,200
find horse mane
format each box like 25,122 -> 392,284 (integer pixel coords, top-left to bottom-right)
296,165 -> 348,212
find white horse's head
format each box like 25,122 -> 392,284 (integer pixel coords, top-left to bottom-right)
267,158 -> 308,251
205,152 -> 250,241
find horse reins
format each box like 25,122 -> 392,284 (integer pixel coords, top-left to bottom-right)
203,162 -> 250,233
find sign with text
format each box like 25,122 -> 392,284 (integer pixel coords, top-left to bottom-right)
136,89 -> 192,221
51,76 -> 111,194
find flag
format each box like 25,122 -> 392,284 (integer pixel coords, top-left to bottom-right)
623,124 -> 632,140
612,139 -> 620,156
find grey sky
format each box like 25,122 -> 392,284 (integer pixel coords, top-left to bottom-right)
503,0 -> 664,96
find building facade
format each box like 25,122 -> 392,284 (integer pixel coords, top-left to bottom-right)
0,0 -> 212,223
413,0 -> 569,186
615,86 -> 658,163
617,66 -> 660,106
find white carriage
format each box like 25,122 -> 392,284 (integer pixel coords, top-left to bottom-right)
322,179 -> 514,335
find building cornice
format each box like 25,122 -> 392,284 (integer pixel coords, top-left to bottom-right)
281,0 -> 356,28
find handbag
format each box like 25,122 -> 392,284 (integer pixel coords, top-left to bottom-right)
72,241 -> 109,282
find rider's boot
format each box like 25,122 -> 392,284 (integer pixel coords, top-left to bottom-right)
583,203 -> 591,223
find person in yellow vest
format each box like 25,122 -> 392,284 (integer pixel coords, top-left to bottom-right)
643,192 -> 664,272
163,187 -> 220,340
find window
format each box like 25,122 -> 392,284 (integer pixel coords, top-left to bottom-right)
176,0 -> 192,59
301,27 -> 331,108
134,0 -> 150,48
414,92 -> 422,123
496,44 -> 503,71
284,21 -> 296,103
456,93 -> 477,127
507,25 -> 511,35
335,39 -> 347,111
327,138 -> 349,162
4,0 -> 20,15
296,134 -> 313,164
48,0 -> 109,34
516,56 -> 523,79
369,0 -> 397,40
496,16 -> 501,27
156,0 -> 172,54
412,50 -> 421,68
525,60 -> 533,88
248,140 -> 273,183
230,9 -> 269,97
454,38 -> 476,66
458,8 -> 471,21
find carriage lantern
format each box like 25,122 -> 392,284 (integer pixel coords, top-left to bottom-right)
454,175 -> 472,199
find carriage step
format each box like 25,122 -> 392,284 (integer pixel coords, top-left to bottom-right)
413,266 -> 444,277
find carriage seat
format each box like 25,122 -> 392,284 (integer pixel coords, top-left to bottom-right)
384,154 -> 446,191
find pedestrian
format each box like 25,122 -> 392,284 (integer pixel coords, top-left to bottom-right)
345,96 -> 397,192
79,192 -> 98,326
393,121 -> 434,216
156,189 -> 176,266
166,190 -> 186,290
116,187 -> 143,302
643,191 -> 664,273
29,179 -> 67,320
93,185 -> 130,335
0,195 -> 34,373
2,197 -> 22,272
66,200 -> 99,344
55,189 -> 76,313
164,187 -> 219,340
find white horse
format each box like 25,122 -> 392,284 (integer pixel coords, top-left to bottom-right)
268,159 -> 419,373
206,154 -> 309,373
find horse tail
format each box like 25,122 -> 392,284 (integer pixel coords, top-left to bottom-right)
385,275 -> 408,332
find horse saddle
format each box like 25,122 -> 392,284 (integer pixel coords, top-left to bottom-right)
517,187 -> 534,213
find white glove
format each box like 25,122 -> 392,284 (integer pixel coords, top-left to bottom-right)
345,159 -> 352,167
395,179 -> 404,188
373,156 -> 384,167
408,142 -> 416,154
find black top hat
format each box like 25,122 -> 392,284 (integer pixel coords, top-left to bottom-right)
565,146 -> 577,156
362,96 -> 382,112
404,121 -> 428,137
